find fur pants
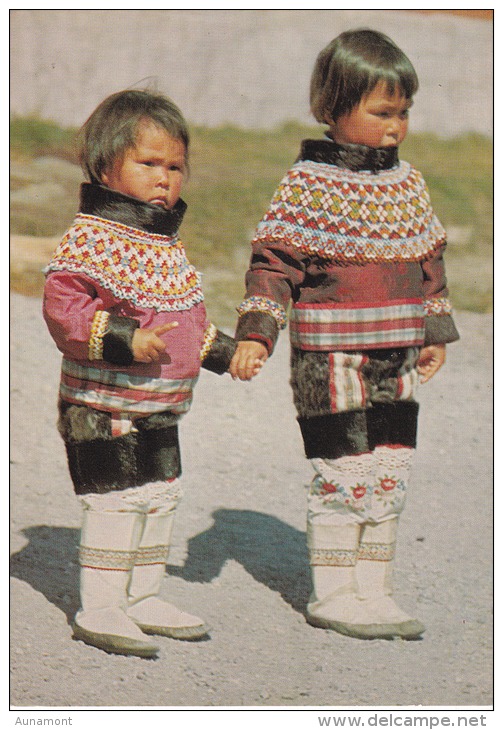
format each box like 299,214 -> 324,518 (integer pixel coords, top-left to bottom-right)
57,400 -> 181,495
291,347 -> 420,525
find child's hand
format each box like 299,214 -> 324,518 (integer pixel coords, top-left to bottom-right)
229,341 -> 268,381
132,322 -> 179,363
417,344 -> 446,383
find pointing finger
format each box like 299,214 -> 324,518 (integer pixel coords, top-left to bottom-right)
152,322 -> 179,336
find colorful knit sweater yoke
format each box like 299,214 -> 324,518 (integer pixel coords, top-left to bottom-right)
257,139 -> 447,264
236,138 -> 459,352
45,183 -> 204,313
43,184 -> 226,420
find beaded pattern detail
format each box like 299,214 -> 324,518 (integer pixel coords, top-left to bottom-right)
236,296 -> 287,329
88,310 -> 110,360
79,545 -> 137,571
134,544 -> 170,566
358,541 -> 395,562
254,160 -> 447,263
45,214 -> 204,312
200,323 -> 218,361
309,547 -> 358,567
423,296 -> 453,316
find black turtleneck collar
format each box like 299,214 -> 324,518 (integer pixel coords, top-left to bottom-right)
79,183 -> 187,236
299,138 -> 399,173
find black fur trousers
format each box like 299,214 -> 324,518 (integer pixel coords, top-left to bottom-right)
58,400 -> 181,495
290,347 -> 420,459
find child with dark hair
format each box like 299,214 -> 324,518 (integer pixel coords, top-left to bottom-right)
230,30 -> 459,640
44,89 -> 260,657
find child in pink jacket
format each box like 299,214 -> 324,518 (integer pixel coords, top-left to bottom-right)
44,89 -> 258,657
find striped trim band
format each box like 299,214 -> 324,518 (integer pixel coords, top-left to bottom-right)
79,545 -> 137,571
290,300 -> 425,350
237,296 -> 287,329
200,323 -> 218,361
309,547 -> 358,567
358,541 -> 396,562
60,358 -> 197,415
134,544 -> 170,566
88,310 -> 110,361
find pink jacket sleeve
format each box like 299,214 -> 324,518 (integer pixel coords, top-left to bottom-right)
43,271 -> 111,360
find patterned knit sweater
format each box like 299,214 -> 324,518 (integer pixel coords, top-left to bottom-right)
44,183 -> 236,419
235,139 -> 459,353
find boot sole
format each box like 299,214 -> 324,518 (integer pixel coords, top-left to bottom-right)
72,623 -> 159,657
306,613 -> 425,640
135,622 -> 211,640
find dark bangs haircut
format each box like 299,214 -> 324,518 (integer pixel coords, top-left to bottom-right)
310,29 -> 419,125
78,89 -> 190,183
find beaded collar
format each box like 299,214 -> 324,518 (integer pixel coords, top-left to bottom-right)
254,137 -> 446,264
299,138 -> 399,173
46,184 -> 204,312
79,183 -> 187,236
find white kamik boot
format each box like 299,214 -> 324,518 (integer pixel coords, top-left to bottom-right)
127,504 -> 210,640
355,517 -> 425,639
305,454 -> 382,637
306,520 -> 376,636
73,507 -> 160,657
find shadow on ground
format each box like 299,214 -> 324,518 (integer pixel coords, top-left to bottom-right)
10,509 -> 310,621
170,509 -> 310,612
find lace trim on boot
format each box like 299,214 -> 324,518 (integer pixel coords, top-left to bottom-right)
358,541 -> 395,561
309,547 -> 358,567
134,545 -> 170,566
79,545 -> 137,571
79,479 -> 182,512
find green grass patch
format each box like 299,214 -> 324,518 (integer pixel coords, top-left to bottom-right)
401,133 -> 493,253
10,116 -> 78,161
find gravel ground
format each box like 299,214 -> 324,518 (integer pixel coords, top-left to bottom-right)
10,292 -> 493,710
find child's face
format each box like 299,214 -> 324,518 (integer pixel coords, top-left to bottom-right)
101,119 -> 186,210
329,82 -> 411,148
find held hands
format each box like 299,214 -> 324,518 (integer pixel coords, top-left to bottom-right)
417,344 -> 446,384
229,341 -> 269,381
132,322 -> 179,363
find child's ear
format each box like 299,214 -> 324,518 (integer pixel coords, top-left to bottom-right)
101,171 -> 109,185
